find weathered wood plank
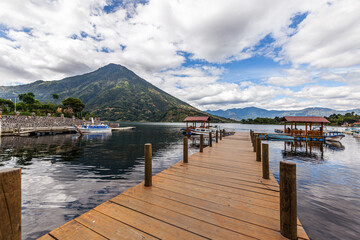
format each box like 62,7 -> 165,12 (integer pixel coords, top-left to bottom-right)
48,221 -> 106,240
75,210 -> 157,239
95,201 -> 207,240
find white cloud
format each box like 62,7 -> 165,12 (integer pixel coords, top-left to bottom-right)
0,0 -> 359,111
282,0 -> 360,69
265,68 -> 315,87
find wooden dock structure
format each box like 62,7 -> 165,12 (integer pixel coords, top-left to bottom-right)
33,132 -> 308,239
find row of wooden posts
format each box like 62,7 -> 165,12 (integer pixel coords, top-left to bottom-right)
144,129 -> 226,186
250,130 -> 297,240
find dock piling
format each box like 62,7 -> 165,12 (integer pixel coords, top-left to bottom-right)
256,137 -> 261,161
223,129 -> 226,137
280,161 -> 297,239
144,144 -> 152,187
220,130 -> 222,140
209,132 -> 212,147
200,134 -> 204,152
262,143 -> 269,179
183,137 -> 188,163
215,130 -> 218,143
0,168 -> 21,240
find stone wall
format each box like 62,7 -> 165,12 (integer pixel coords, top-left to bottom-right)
0,115 -> 96,132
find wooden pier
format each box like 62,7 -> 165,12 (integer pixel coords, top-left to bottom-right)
33,132 -> 308,239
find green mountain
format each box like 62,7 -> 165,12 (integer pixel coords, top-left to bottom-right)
0,64 -> 231,122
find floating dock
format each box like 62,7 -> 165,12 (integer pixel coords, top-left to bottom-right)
38,132 -> 309,240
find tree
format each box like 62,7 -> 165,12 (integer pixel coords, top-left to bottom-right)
18,92 -> 36,104
62,97 -> 85,113
52,94 -> 59,100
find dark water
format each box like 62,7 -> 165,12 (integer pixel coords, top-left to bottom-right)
0,123 -> 359,239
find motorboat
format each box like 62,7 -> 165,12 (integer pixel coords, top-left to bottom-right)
324,131 -> 345,142
267,134 -> 294,141
74,124 -> 112,134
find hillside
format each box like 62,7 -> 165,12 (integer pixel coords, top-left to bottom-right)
0,64 -> 232,122
207,107 -> 360,120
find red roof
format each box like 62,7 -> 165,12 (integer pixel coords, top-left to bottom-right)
184,116 -> 210,122
282,116 -> 329,123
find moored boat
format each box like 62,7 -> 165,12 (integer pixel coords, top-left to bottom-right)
268,134 -> 294,141
324,131 -> 345,142
74,124 -> 112,134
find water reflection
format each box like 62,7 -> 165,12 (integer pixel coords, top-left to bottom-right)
282,141 -> 325,162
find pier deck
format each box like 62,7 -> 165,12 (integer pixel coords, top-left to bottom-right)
39,132 -> 309,240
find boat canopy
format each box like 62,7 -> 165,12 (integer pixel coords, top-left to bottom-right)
282,116 -> 329,123
282,116 -> 329,136
184,116 -> 211,129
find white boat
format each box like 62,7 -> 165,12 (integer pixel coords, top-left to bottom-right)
189,127 -> 217,135
353,131 -> 360,138
324,131 -> 345,142
74,124 -> 112,134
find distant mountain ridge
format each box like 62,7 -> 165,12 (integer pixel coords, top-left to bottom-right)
206,107 -> 360,120
0,64 -> 231,122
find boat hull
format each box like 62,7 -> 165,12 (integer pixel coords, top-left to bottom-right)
268,134 -> 294,140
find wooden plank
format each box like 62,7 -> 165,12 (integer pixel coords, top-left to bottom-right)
75,210 -> 157,239
48,221 -> 106,240
158,169 -> 279,197
122,187 -> 287,240
37,234 -> 55,240
159,170 -> 279,195
95,201 -> 207,240
155,174 -> 280,203
153,173 -> 280,210
0,168 -> 21,240
164,166 -> 280,192
111,194 -> 255,240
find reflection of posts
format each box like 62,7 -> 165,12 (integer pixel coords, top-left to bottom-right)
144,143 -> 152,187
280,161 -> 297,239
0,168 -> 21,239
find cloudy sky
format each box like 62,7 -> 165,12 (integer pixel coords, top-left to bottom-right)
0,0 -> 359,111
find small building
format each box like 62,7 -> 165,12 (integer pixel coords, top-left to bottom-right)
184,116 -> 211,130
352,120 -> 360,127
282,116 -> 330,136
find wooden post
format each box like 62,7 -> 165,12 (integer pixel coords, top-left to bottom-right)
220,130 -> 222,140
144,144 -> 152,187
0,168 -> 21,240
256,137 -> 261,161
216,130 -> 218,143
262,144 -> 269,179
280,161 -> 297,239
209,132 -> 212,147
223,129 -> 226,137
200,134 -> 204,152
253,134 -> 256,152
183,137 -> 188,163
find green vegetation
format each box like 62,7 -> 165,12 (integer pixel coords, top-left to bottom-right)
240,117 -> 283,125
325,112 -> 360,126
0,93 -> 90,118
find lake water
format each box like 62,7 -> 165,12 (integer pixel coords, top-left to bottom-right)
0,123 -> 359,239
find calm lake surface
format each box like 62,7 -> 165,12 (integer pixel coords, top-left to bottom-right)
0,123 -> 359,239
